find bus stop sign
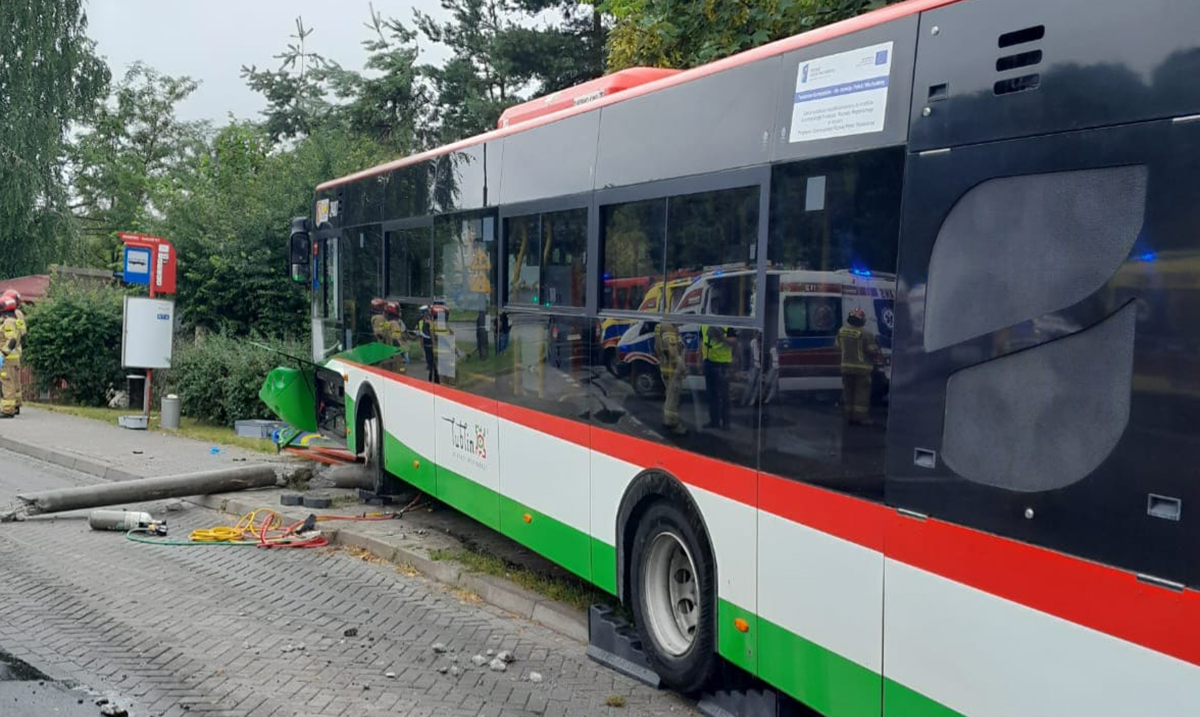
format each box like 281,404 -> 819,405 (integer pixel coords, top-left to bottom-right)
119,233 -> 176,295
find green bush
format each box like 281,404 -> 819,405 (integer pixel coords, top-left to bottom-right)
169,333 -> 307,426
24,283 -> 125,406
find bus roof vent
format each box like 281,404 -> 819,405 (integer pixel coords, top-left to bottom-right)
497,67 -> 682,129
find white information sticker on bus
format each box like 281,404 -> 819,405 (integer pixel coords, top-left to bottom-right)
789,41 -> 893,144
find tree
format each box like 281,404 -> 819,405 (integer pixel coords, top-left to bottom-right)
0,0 -> 109,278
70,63 -> 204,269
241,17 -> 333,142
416,0 -> 606,144
590,0 -> 894,71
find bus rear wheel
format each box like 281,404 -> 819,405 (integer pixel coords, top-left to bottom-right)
630,500 -> 718,694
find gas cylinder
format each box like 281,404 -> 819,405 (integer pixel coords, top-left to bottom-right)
88,510 -> 158,532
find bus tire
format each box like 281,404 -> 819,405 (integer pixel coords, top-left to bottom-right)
630,500 -> 718,694
361,401 -> 387,496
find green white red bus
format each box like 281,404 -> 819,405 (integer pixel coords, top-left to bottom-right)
273,0 -> 1200,714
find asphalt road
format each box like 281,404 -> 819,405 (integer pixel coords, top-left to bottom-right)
0,448 -> 692,717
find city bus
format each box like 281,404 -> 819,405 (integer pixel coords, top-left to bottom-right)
274,0 -> 1200,714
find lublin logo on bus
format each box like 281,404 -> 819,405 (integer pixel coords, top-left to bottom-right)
442,414 -> 488,462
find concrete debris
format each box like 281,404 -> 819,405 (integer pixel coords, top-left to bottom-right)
449,655 -> 458,663
432,642 -> 447,653
470,654 -> 487,667
497,650 -> 515,664
309,463 -> 373,490
529,671 -> 543,683
486,649 -> 495,656
437,665 -> 449,674
99,704 -> 129,717
449,666 -> 462,677
385,671 -> 397,679
163,500 -> 184,512
488,658 -> 507,672
343,627 -> 358,637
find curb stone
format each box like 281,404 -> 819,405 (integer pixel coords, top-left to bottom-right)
191,492 -> 590,643
0,434 -> 141,482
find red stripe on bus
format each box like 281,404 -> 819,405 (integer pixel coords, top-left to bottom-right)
887,512 -> 1200,668
433,381 -> 497,414
759,472 -> 888,552
497,402 -> 591,447
589,426 -> 758,507
317,0 -> 966,191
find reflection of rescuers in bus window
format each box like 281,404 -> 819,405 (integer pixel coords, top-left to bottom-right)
654,321 -> 687,435
418,305 -> 439,383
837,307 -> 881,426
0,294 -> 23,418
701,324 -> 736,430
370,298 -> 390,344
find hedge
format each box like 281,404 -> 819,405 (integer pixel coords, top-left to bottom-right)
24,283 -> 125,406
169,333 -> 308,426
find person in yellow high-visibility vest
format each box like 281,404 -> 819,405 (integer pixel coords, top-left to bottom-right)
701,324 -> 736,430
0,295 -> 21,418
836,307 -> 881,425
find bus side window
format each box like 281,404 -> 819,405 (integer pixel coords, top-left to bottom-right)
759,146 -> 905,502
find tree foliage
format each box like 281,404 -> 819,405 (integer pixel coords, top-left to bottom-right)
70,63 -> 204,269
590,0 -> 893,70
0,0 -> 109,278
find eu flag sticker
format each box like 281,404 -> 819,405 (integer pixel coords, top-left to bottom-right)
875,49 -> 889,65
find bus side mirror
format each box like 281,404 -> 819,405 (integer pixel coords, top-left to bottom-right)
289,217 -> 311,284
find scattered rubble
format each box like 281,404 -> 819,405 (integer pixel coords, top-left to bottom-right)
432,642 -> 447,653
529,671 -> 543,683
449,665 -> 463,677
385,671 -> 397,679
488,658 -> 507,672
437,666 -> 449,674
343,627 -> 358,637
470,654 -> 488,667
164,500 -> 184,512
497,650 -> 515,663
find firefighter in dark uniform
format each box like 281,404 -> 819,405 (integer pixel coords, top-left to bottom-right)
836,307 -> 880,425
418,305 -> 439,383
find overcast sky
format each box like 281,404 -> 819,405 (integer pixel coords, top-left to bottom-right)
86,0 -> 451,124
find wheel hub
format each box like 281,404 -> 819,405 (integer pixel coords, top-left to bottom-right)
642,531 -> 699,657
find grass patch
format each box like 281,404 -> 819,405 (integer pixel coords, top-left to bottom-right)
30,403 -> 278,455
429,547 -> 609,612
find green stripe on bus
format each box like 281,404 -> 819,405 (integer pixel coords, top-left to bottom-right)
434,464 -> 500,531
499,495 -> 592,581
757,614 -> 881,717
717,599 -> 758,674
344,394 -> 356,453
591,539 -> 618,595
883,679 -> 967,717
383,431 -> 436,495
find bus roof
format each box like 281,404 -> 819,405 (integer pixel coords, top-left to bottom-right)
316,0 -> 963,192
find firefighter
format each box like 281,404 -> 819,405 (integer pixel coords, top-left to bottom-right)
385,301 -> 406,345
2,290 -> 25,414
654,320 -> 686,435
836,307 -> 881,425
0,295 -> 20,418
370,298 -> 390,344
418,305 -> 439,383
701,324 -> 736,430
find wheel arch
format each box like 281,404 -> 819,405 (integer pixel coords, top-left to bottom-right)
614,469 -> 716,606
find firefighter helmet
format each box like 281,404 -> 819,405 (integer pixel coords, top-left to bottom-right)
0,297 -> 16,313
385,301 -> 400,317
370,297 -> 386,313
1,289 -> 19,306
848,308 -> 867,322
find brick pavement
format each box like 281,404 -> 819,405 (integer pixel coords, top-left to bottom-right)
0,451 -> 694,717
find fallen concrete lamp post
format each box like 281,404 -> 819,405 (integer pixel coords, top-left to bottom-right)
0,465 -> 303,522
